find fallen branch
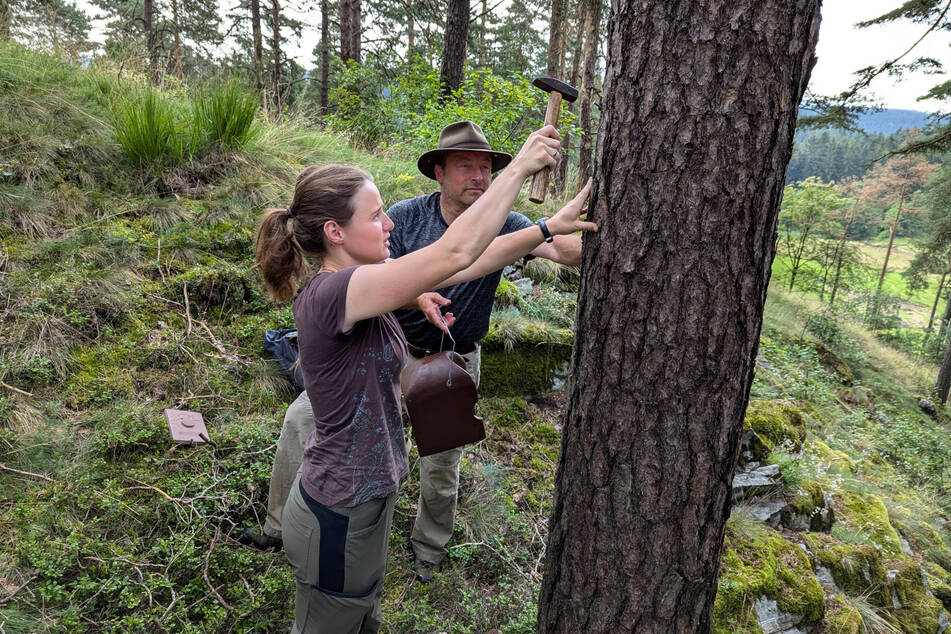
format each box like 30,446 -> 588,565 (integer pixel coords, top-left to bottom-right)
0,462 -> 54,482
203,529 -> 233,611
0,381 -> 32,397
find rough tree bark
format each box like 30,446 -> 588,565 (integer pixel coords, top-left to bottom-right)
537,1 -> 821,631
576,0 -> 600,186
928,270 -> 948,331
251,0 -> 264,103
271,0 -> 283,114
143,0 -> 158,83
340,0 -> 361,63
319,0 -> 329,112
439,0 -> 469,98
171,0 -> 183,79
546,0 -> 568,77
556,0 -> 587,191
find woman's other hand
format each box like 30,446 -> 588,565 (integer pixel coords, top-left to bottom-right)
416,292 -> 456,333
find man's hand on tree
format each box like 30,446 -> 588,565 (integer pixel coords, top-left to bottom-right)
417,292 -> 456,333
547,179 -> 599,237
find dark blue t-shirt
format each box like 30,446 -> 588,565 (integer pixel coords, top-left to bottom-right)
387,192 -> 533,349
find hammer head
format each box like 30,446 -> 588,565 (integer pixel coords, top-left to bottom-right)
532,76 -> 579,103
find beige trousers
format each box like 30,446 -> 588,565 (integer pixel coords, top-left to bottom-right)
409,344 -> 481,565
263,391 -> 313,539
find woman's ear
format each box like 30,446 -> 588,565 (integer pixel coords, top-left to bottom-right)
324,220 -> 345,245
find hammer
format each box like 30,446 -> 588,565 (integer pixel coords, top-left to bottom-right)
529,76 -> 579,204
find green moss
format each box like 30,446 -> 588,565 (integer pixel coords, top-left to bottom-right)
493,277 -> 522,308
808,439 -> 856,475
886,559 -> 946,633
803,533 -> 887,603
923,562 -> 951,611
713,529 -> 825,633
789,481 -> 826,516
814,342 -> 855,385
824,595 -> 863,634
743,400 -> 807,461
837,490 -> 903,558
480,345 -> 571,397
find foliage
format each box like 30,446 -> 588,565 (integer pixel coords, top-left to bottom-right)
193,77 -> 261,152
325,58 -> 578,157
110,86 -> 194,169
777,178 -> 852,294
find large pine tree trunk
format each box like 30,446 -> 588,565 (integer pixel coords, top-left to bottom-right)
937,340 -> 951,403
440,0 -> 469,97
576,0 -> 600,186
251,0 -> 264,104
320,0 -> 329,112
340,0 -> 361,63
537,1 -> 821,631
271,0 -> 283,114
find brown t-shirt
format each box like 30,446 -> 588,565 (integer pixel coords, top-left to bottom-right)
293,267 -> 409,507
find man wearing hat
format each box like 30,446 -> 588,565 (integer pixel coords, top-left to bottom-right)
387,121 -> 583,583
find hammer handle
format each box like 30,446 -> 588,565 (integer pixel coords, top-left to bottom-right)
529,91 -> 563,204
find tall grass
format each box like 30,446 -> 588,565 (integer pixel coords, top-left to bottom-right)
193,77 -> 260,152
109,78 -> 261,173
110,87 -> 190,168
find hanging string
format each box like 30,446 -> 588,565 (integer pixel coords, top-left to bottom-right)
438,315 -> 457,388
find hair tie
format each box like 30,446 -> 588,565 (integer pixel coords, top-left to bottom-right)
285,206 -> 294,219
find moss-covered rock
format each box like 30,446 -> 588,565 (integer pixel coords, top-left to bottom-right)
836,489 -> 903,558
885,559 -> 947,633
481,314 -> 572,396
803,533 -> 888,604
713,529 -> 825,634
168,263 -> 260,312
924,562 -> 951,611
783,480 -> 834,532
808,439 -> 856,475
814,342 -> 855,385
493,277 -> 522,308
742,400 -> 807,463
824,595 -> 863,634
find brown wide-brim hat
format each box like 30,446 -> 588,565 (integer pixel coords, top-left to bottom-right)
417,121 -> 513,180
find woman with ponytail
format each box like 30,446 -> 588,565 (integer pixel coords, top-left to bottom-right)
255,126 -> 596,634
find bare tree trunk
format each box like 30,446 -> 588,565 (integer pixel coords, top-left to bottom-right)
408,11 -> 414,53
929,271 -> 948,331
936,339 -> 951,403
144,0 -> 158,84
829,200 -> 858,306
320,0 -> 329,112
576,0 -> 600,187
340,0 -> 361,63
546,0 -> 567,77
877,182 -> 906,293
271,0 -> 283,115
536,0 -> 821,630
479,0 -> 487,65
440,0 -> 469,97
171,0 -> 183,79
556,0 -> 586,191
251,0 -> 265,105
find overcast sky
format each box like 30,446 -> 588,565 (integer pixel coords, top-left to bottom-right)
77,0 -> 951,112
812,0 -> 951,110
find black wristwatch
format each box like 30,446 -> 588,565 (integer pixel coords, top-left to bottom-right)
537,217 -> 554,243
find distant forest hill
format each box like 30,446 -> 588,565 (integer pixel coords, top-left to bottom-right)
786,109 -> 932,184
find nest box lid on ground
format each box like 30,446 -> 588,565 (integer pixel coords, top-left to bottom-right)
164,408 -> 209,444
